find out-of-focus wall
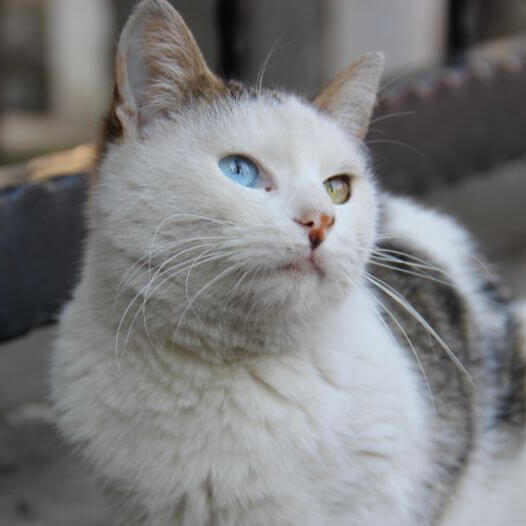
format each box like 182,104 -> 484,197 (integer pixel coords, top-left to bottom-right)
224,0 -> 322,96
321,0 -> 449,80
0,0 -> 47,112
2,0 -> 526,162
0,0 -> 220,160
1,0 -> 116,159
228,0 -> 449,95
47,0 -> 114,124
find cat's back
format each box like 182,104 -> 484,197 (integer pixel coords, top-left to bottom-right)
373,195 -> 526,524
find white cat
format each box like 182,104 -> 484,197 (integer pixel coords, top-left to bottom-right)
50,1 -> 526,524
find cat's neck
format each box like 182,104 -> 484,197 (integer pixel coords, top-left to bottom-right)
84,248 -> 371,364
115,286 -> 363,364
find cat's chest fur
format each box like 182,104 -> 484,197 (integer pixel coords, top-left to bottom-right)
52,287 -> 430,525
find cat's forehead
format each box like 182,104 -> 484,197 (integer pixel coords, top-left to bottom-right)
190,90 -> 365,172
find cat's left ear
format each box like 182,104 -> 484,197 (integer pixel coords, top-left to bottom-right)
113,0 -> 223,138
314,52 -> 385,140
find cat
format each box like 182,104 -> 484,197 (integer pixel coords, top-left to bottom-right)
50,0 -> 526,524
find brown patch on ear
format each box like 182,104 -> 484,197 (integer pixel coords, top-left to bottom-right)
141,12 -> 224,102
313,51 -> 384,139
137,4 -> 226,116
314,59 -> 362,111
103,84 -> 124,146
113,0 -> 227,136
186,72 -> 227,102
98,78 -> 127,169
102,51 -> 140,148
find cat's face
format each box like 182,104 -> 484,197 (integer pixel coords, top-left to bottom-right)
94,0 -> 384,354
100,92 -> 376,300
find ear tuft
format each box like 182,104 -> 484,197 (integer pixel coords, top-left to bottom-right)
314,51 -> 385,140
113,0 -> 223,138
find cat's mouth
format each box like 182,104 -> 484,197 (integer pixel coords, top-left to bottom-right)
280,253 -> 325,276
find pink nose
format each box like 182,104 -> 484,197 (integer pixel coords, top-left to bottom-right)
294,213 -> 335,250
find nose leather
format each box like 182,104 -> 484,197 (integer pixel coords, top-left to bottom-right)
295,213 -> 335,250
308,229 -> 324,250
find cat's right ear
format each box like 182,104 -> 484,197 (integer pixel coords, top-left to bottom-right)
113,0 -> 223,139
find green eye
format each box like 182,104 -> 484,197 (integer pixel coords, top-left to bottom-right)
324,175 -> 351,204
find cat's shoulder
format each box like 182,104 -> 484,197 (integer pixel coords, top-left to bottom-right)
378,194 -> 483,296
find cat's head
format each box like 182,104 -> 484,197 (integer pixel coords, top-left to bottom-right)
94,0 -> 384,357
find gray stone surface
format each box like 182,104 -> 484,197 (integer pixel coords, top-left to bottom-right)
0,327 -> 111,526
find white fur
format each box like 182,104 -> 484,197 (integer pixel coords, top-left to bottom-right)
50,2 -> 526,522
50,85 -> 526,526
381,197 -> 526,525
51,94 -> 436,525
438,444 -> 526,526
53,282 -> 432,525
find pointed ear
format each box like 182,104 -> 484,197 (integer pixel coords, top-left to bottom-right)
114,0 -> 223,138
314,52 -> 385,140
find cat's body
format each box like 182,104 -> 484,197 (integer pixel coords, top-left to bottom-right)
50,1 -> 526,524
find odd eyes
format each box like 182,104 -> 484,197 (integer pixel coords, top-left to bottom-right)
219,155 -> 352,204
323,175 -> 351,204
219,155 -> 260,187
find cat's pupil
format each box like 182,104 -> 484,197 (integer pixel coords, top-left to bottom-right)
231,160 -> 242,175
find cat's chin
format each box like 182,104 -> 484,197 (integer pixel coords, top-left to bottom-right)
280,253 -> 326,277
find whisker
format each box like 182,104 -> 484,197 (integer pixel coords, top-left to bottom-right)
369,259 -> 453,288
172,260 -> 249,345
114,208 -> 237,298
373,233 -> 402,241
243,266 -> 268,320
369,111 -> 415,126
364,272 -> 474,387
144,212 -> 236,282
371,254 -> 445,275
377,69 -> 413,97
471,253 -> 497,284
184,245 -> 221,324
256,34 -> 286,94
115,235 -> 235,301
119,249 -> 242,362
345,272 -> 435,408
373,248 -> 450,276
365,139 -> 423,157
145,249 -> 247,305
117,247 -> 228,361
220,266 -> 253,321
143,242 -> 222,302
142,244 -> 226,351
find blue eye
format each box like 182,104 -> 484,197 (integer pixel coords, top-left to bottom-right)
219,155 -> 260,187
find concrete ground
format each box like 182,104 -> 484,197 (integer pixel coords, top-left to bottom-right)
1,162 -> 525,525
0,327 -> 110,525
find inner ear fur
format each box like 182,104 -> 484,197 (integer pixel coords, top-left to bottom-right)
314,51 -> 385,140
112,0 -> 224,139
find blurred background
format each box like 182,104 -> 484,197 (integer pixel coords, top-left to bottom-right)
1,1 -> 526,524
2,0 -> 526,162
